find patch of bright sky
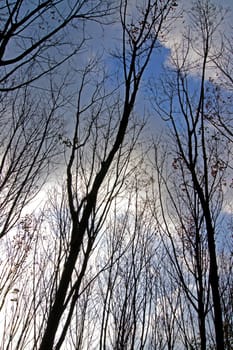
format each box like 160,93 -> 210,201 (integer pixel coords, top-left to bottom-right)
11,0 -> 233,216
164,0 -> 233,76
83,0 -> 233,129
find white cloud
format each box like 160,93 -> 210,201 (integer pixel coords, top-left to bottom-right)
163,0 -> 233,77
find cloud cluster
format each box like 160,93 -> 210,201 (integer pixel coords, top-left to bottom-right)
163,0 -> 233,78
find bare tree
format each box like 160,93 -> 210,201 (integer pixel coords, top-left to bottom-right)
210,27 -> 233,143
218,228 -> 233,350
38,1 -> 179,348
150,1 -> 232,348
0,0 -> 117,239
152,142 -> 217,349
0,80 -> 66,238
0,211 -> 53,350
0,0 -> 116,91
96,175 -> 159,350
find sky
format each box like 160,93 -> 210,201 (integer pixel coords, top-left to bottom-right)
0,1 -> 232,347
65,0 -> 233,112
2,0 -> 233,216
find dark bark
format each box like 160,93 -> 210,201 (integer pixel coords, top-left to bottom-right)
39,2 -> 176,347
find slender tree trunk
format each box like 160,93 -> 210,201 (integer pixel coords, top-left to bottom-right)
39,224 -> 81,350
195,181 -> 224,348
191,173 -> 224,349
198,298 -> 207,350
206,217 -> 224,350
196,229 -> 207,350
